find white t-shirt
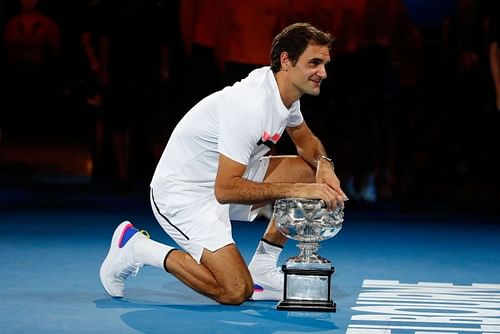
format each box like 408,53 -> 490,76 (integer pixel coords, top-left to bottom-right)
151,66 -> 303,214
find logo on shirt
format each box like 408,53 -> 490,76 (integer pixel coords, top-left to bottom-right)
257,131 -> 281,149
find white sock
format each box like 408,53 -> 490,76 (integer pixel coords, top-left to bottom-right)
133,236 -> 174,272
249,239 -> 283,269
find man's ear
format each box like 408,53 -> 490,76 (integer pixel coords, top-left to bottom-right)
280,52 -> 290,71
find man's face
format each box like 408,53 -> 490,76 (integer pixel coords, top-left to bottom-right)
288,43 -> 330,96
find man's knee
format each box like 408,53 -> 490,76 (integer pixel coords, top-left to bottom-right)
200,245 -> 254,304
216,279 -> 254,305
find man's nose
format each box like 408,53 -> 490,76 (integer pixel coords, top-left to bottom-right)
319,65 -> 327,79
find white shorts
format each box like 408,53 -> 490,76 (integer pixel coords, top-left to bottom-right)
150,157 -> 270,263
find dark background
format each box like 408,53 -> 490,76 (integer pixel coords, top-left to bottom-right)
1,0 -> 499,214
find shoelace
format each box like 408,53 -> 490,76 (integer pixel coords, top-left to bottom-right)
117,262 -> 143,280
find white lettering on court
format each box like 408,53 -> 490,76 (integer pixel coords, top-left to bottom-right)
347,280 -> 500,333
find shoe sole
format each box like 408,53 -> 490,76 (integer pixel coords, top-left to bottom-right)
99,221 -> 133,298
248,264 -> 283,301
250,285 -> 283,301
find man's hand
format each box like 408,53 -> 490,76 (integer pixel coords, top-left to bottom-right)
315,157 -> 348,208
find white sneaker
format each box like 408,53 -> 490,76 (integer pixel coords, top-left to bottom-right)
100,221 -> 145,298
249,265 -> 284,301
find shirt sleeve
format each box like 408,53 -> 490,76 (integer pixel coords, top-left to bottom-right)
287,101 -> 304,127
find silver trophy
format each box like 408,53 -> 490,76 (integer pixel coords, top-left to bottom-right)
274,198 -> 344,312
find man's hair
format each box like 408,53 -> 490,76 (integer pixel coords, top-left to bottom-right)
270,22 -> 334,73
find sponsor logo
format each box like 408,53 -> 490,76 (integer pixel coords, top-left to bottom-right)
257,131 -> 281,148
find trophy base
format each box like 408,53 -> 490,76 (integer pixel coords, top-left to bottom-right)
277,299 -> 336,312
277,266 -> 336,313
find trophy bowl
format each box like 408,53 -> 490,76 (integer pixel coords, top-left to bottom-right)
274,198 -> 343,242
274,198 -> 344,269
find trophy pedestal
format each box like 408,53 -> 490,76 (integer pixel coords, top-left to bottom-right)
277,265 -> 336,312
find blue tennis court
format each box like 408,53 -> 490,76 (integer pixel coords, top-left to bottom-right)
1,187 -> 499,333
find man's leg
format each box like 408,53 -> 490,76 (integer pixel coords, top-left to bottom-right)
100,221 -> 253,305
249,156 -> 315,300
166,244 -> 254,305
100,157 -> 313,303
160,156 -> 314,303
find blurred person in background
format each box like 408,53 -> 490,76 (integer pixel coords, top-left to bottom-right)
2,0 -> 61,131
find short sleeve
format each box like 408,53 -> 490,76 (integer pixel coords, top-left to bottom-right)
286,101 -> 304,127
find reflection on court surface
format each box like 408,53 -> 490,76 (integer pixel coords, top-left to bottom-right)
1,193 -> 499,333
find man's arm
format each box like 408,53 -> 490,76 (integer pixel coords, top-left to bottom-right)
286,122 -> 347,200
214,121 -> 346,208
286,122 -> 326,168
215,154 -> 324,203
214,154 -> 339,208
